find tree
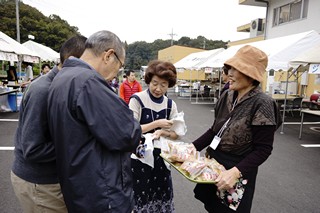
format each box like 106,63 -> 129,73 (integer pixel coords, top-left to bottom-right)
0,0 -> 228,70
0,0 -> 80,51
125,41 -> 152,70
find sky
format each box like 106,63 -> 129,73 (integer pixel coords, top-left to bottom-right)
23,0 -> 266,44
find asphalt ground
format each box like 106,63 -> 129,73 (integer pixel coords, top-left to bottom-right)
1,88 -> 320,213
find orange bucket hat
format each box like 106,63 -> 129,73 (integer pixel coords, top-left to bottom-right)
224,45 -> 268,82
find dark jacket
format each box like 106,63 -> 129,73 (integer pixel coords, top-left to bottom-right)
47,58 -> 141,213
12,67 -> 59,184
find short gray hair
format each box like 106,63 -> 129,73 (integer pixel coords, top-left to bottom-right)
85,30 -> 124,58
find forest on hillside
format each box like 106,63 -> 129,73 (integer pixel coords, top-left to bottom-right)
0,0 -> 229,69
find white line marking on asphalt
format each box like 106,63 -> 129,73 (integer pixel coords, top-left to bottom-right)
0,119 -> 19,122
0,147 -> 15,150
301,144 -> 320,148
283,122 -> 320,125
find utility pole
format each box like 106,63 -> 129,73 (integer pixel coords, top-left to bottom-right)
168,28 -> 177,46
203,38 -> 206,49
16,0 -> 22,78
16,0 -> 20,43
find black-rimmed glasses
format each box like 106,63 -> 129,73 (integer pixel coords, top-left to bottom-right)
113,52 -> 124,69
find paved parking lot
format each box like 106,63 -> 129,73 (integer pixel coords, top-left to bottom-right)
1,90 -> 320,213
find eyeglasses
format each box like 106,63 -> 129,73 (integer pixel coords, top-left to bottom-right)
113,52 -> 124,69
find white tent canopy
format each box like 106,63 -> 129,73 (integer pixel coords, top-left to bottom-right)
0,31 -> 40,63
174,48 -> 224,70
0,38 -> 18,61
198,30 -> 320,71
23,40 -> 59,62
289,42 -> 320,68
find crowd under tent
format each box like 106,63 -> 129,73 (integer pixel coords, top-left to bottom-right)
22,40 -> 59,63
174,48 -> 225,103
174,48 -> 225,85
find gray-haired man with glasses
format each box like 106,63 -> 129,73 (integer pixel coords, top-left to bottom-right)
47,30 -> 141,213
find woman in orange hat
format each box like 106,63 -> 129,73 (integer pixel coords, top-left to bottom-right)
191,45 -> 281,212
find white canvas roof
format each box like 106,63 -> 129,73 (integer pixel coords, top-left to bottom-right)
174,48 -> 224,70
0,38 -> 18,61
198,30 -> 320,71
289,42 -> 320,68
23,40 -> 59,62
0,31 -> 40,63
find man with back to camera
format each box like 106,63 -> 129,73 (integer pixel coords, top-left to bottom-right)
47,30 -> 142,212
11,35 -> 87,213
120,69 -> 143,104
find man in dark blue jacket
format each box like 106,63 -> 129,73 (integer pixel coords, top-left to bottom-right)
11,35 -> 87,213
47,30 -> 141,213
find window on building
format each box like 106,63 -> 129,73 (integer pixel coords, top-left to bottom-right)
279,4 -> 290,24
290,1 -> 302,21
273,0 -> 309,26
302,0 -> 309,18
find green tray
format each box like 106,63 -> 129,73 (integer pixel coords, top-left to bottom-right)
160,153 -> 216,184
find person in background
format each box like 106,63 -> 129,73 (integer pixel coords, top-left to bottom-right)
41,63 -> 51,75
193,81 -> 200,93
128,60 -> 179,212
20,62 -> 34,87
25,62 -> 34,82
47,30 -> 141,213
220,65 -> 230,95
11,35 -> 87,213
120,70 -> 142,104
111,76 -> 119,93
7,65 -> 18,83
122,74 -> 127,82
191,45 -> 280,212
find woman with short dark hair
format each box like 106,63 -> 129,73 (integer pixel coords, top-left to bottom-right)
129,60 -> 179,212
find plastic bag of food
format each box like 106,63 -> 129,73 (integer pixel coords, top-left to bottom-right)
205,157 -> 226,173
196,167 -> 219,181
180,160 -> 207,179
167,142 -> 197,162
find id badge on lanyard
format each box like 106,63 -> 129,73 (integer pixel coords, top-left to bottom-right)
210,135 -> 221,150
209,117 -> 231,150
209,99 -> 236,150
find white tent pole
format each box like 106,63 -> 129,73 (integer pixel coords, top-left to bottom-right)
189,69 -> 192,101
195,69 -> 199,103
280,71 -> 289,134
280,67 -> 295,134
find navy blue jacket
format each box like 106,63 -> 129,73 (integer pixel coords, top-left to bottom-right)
12,67 -> 59,184
47,58 -> 141,212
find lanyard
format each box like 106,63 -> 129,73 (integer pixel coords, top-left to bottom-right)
216,99 -> 237,137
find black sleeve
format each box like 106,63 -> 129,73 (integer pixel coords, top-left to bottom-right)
192,127 -> 215,151
236,125 -> 276,175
